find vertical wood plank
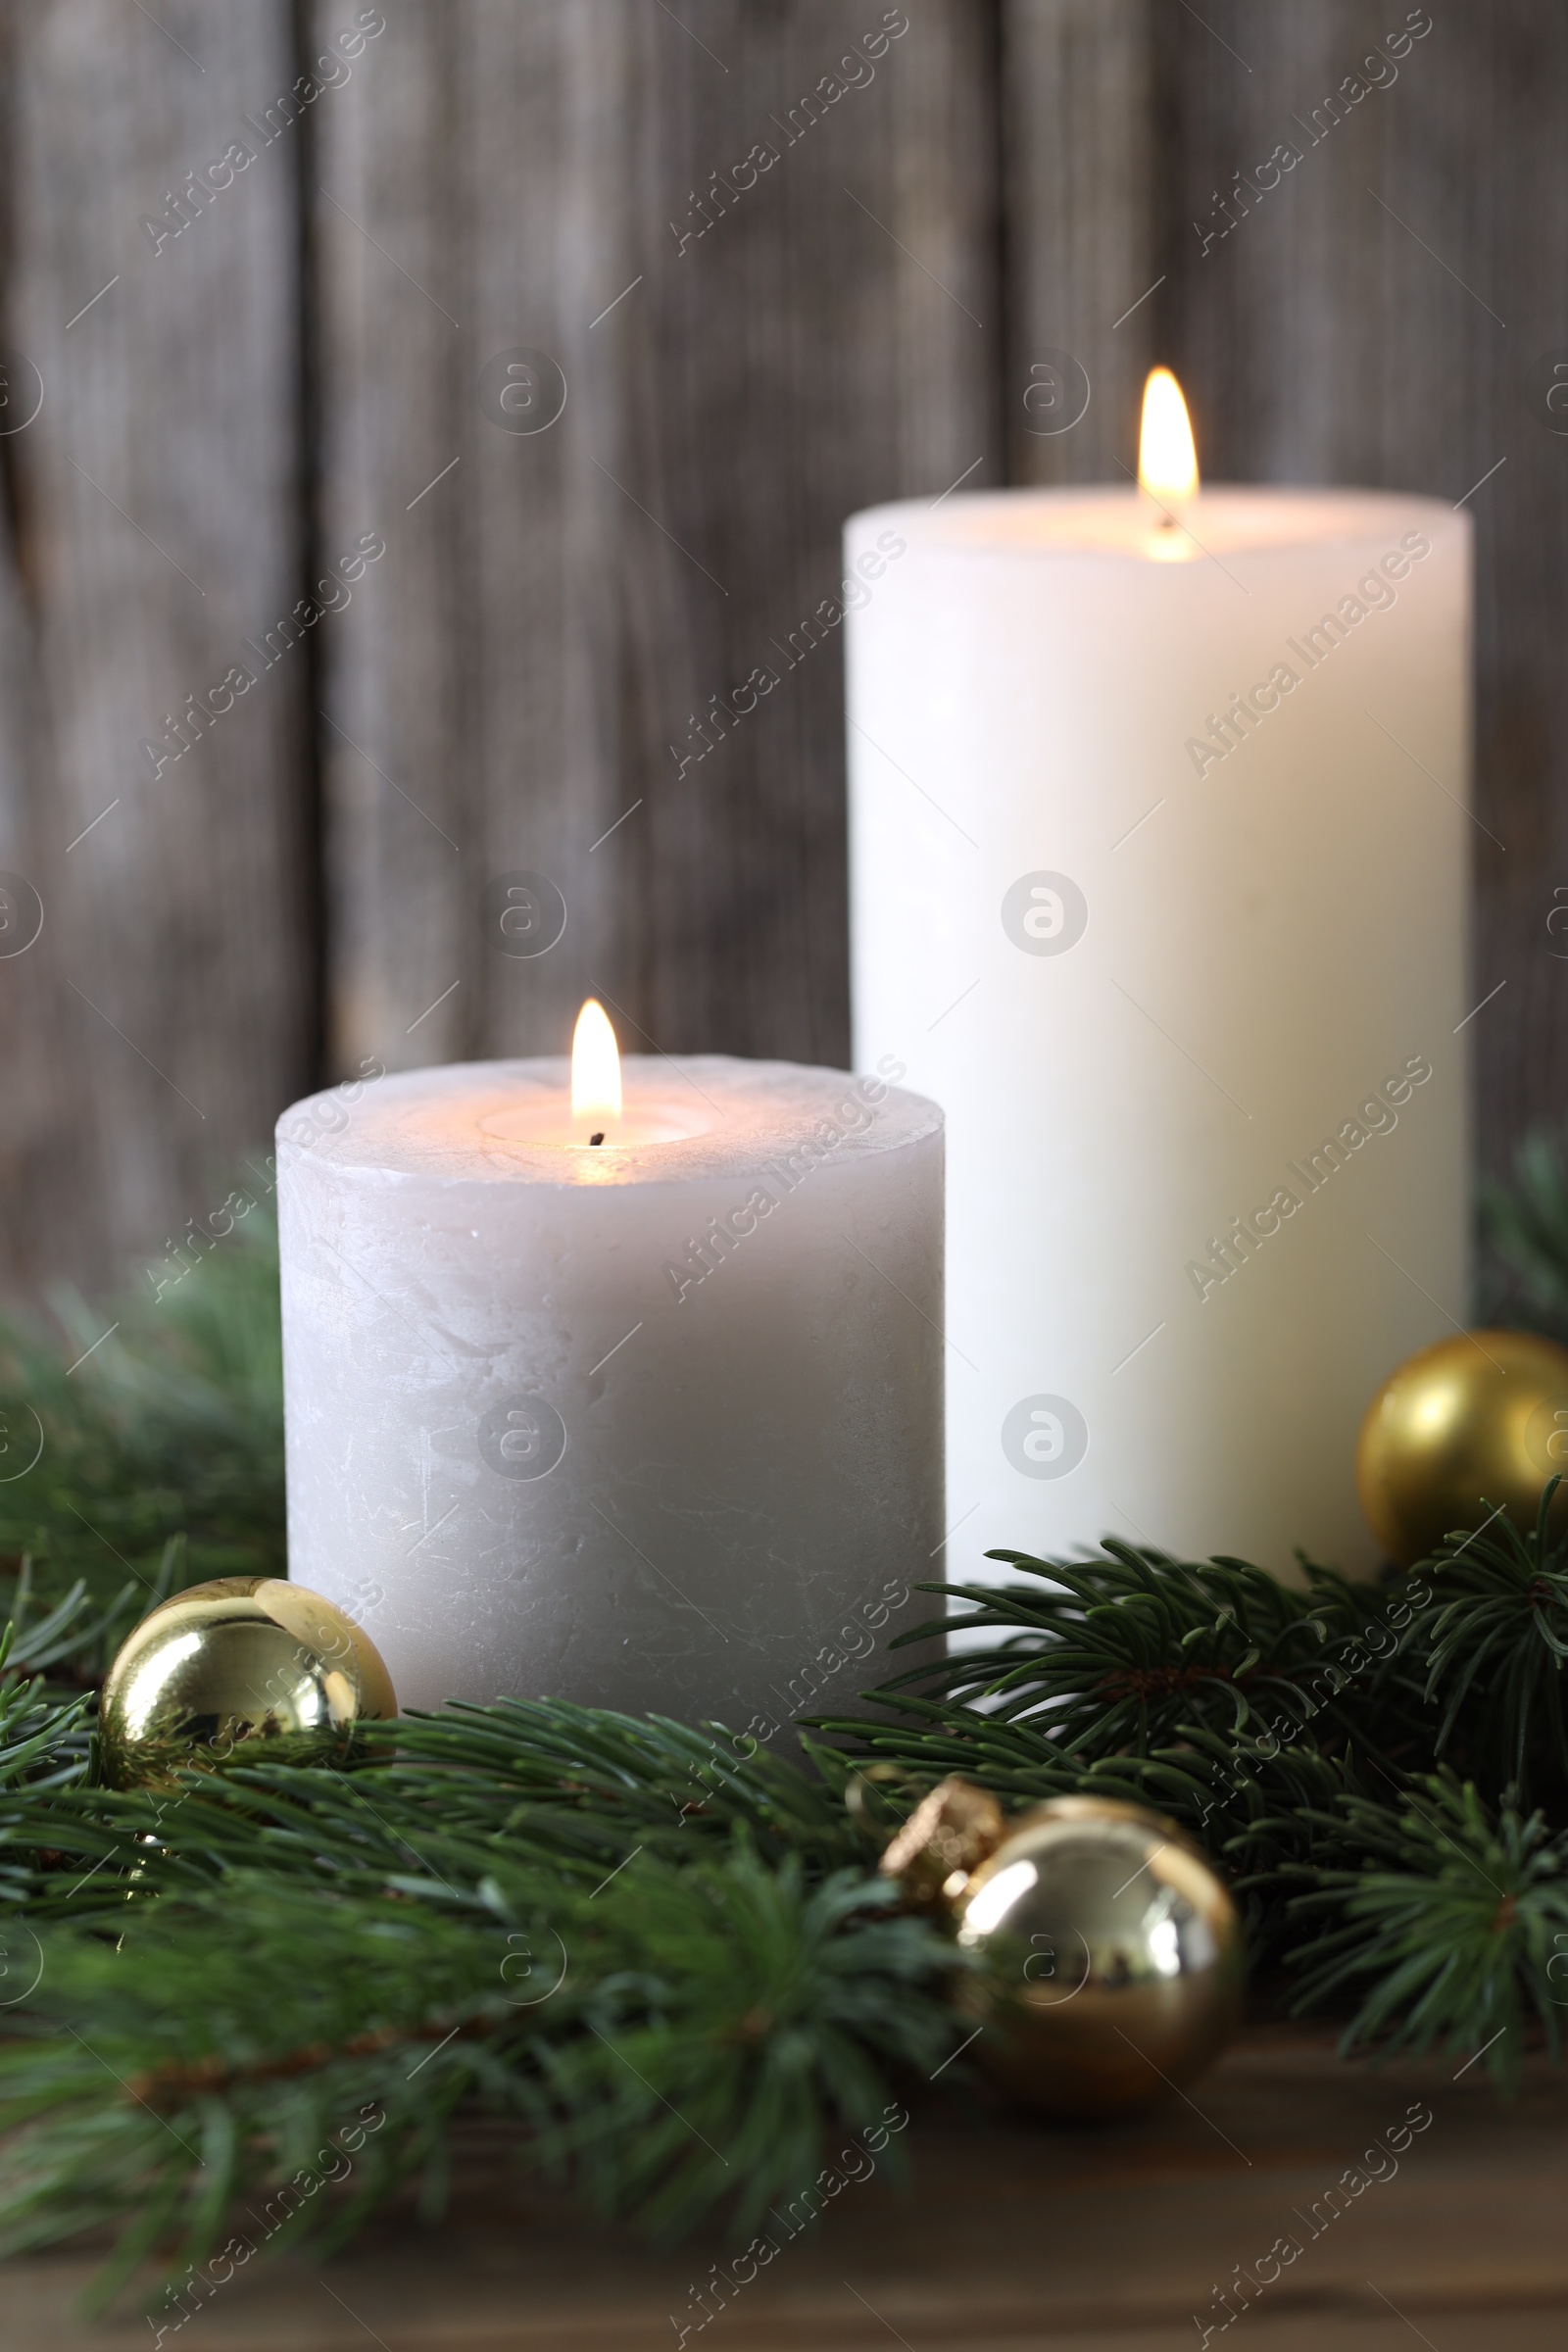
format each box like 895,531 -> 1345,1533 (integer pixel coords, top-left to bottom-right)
1001,0 -> 1162,486
314,0 -> 1002,1080
0,0 -> 311,1293
311,2 -> 471,1072
466,0 -> 646,1069
628,0 -> 1002,1066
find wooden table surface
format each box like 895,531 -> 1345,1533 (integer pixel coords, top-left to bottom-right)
9,2023 -> 1567,2351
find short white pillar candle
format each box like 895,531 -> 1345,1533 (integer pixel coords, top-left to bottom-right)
276,1035 -> 944,1727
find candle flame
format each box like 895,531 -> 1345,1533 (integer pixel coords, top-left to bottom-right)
571,999 -> 621,1133
1138,368 -> 1199,514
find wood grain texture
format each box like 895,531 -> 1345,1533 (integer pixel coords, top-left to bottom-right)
310,0 -> 477,1073
0,0 -> 1561,1293
6,2026 -> 1567,2347
0,0 -> 312,1294
1002,0 -> 1164,484
1152,0 -> 1567,1187
313,0 -> 1001,1081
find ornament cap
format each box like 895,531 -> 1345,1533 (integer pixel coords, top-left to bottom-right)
879,1775 -> 1006,1902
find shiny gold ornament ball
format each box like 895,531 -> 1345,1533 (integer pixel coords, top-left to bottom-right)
883,1783 -> 1243,2119
99,1577 -> 398,1790
1355,1329 -> 1568,1569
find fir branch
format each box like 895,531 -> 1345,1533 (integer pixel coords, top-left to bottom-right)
2,1701 -> 874,1927
0,1200 -> 283,1619
0,1584 -> 157,1909
864,1542 -> 1426,1765
1410,1478 -> 1568,1803
1285,1775 -> 1568,2090
0,1839 -> 967,2299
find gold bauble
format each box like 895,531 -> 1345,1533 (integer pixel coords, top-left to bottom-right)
99,1577 -> 398,1790
1355,1329 -> 1568,1568
884,1782 -> 1243,2119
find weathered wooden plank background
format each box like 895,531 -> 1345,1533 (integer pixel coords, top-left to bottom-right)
0,0 -> 1553,1296
0,0 -> 310,1293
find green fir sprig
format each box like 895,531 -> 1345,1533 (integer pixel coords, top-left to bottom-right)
0,1702 -> 965,2306
1284,1775 -> 1568,2091
0,1201 -> 283,1620
1410,1480 -> 1568,1803
868,1542 -> 1428,1766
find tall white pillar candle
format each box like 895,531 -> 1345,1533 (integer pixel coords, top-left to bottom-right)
277,1051 -> 943,1724
846,482 -> 1470,1580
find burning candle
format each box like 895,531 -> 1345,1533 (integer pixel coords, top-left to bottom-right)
846,370 -> 1470,1579
276,1010 -> 944,1724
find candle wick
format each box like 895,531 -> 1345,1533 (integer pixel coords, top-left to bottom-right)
589,1131 -> 605,1147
